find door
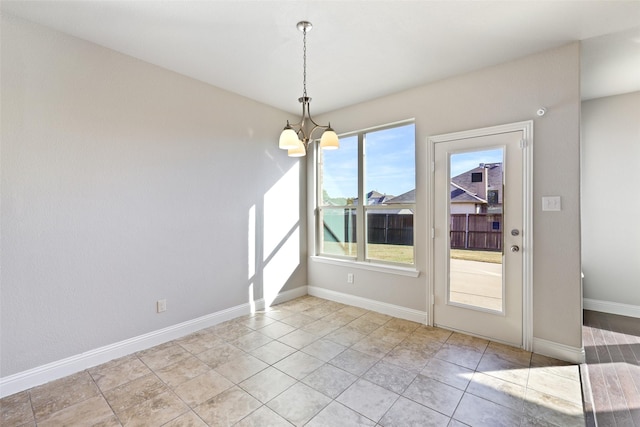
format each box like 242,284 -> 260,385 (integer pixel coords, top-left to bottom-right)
432,126 -> 528,347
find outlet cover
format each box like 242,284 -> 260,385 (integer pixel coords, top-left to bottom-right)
157,299 -> 167,313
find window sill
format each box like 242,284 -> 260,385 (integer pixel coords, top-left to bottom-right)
310,256 -> 420,278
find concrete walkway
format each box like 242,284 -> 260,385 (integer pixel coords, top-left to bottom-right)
449,258 -> 503,311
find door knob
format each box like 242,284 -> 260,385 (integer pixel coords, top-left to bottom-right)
510,245 -> 520,252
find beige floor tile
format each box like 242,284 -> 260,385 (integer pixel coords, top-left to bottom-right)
323,326 -> 366,347
302,364 -> 358,398
347,317 -> 383,335
485,341 -> 532,367
329,348 -> 379,376
368,325 -> 410,345
527,367 -> 583,405
0,391 -> 34,426
103,374 -> 168,416
476,351 -> 530,386
195,342 -> 244,368
261,307 -> 295,321
359,311 -> 393,326
236,313 -> 277,330
194,386 -> 261,427
523,388 -> 585,427
277,329 -> 319,349
279,313 -> 317,328
176,330 -> 225,355
274,351 -> 325,380
385,318 -> 421,334
351,335 -> 396,358
89,355 -> 151,391
250,340 -> 297,364
411,325 -> 453,343
239,366 -> 297,403
301,339 -> 346,362
212,323 -> 255,342
259,321 -> 297,339
306,401 -> 376,427
380,396 -> 450,427
155,355 -> 211,388
267,382 -> 332,426
435,343 -> 485,370
467,372 -> 526,411
300,319 -> 341,337
301,303 -> 341,320
322,311 -> 358,327
446,332 -> 489,352
403,374 -> 464,416
338,306 -> 369,318
117,390 -> 188,427
162,410 -> 208,427
214,353 -> 268,384
137,343 -> 192,371
420,358 -> 474,390
336,378 -> 399,422
230,331 -> 273,352
363,360 -> 418,394
234,405 -> 293,427
37,395 -> 114,427
453,393 -> 522,427
173,370 -> 234,407
383,345 -> 432,373
30,371 -> 101,421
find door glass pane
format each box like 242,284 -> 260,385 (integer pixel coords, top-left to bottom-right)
449,148 -> 504,312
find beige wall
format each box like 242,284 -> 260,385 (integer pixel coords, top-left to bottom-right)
1,15 -> 306,377
311,43 -> 583,351
581,92 -> 640,309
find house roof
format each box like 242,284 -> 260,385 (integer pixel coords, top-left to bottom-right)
386,189 -> 415,204
450,183 -> 486,204
451,163 -> 502,191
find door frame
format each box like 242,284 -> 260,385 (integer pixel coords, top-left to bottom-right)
427,121 -> 533,351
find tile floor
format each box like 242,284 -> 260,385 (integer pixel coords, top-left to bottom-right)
1,296 -> 585,426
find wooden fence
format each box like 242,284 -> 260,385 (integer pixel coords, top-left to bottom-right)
450,213 -> 502,251
323,211 -> 413,246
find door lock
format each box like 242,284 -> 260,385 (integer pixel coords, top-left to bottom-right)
510,245 -> 520,252
511,229 -> 520,236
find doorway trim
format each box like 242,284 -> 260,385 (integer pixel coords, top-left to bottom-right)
427,121 -> 533,351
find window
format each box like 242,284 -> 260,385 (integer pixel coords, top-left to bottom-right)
471,172 -> 483,182
317,122 -> 416,265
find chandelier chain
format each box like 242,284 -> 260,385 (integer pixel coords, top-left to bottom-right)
302,26 -> 307,98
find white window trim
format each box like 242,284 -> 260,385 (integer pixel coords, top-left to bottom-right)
311,255 -> 420,277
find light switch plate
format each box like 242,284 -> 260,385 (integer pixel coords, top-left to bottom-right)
542,196 -> 561,211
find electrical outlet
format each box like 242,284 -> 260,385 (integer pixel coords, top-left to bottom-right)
347,273 -> 354,284
157,299 -> 167,313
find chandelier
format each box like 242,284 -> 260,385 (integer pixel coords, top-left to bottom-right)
278,21 -> 339,157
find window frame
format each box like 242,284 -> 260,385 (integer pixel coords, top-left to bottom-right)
315,120 -> 417,268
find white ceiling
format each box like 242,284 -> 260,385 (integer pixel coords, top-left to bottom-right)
2,1 -> 640,114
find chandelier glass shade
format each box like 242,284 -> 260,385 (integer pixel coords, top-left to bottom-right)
279,21 -> 339,157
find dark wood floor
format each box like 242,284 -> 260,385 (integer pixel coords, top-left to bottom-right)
582,310 -> 640,427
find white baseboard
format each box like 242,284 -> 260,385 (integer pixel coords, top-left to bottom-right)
532,337 -> 585,364
583,298 -> 640,319
307,286 -> 427,324
0,286 -> 307,398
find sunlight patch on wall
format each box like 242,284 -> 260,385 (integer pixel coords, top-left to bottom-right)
263,226 -> 300,307
263,163 -> 300,260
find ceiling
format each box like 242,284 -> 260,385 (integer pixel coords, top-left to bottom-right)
2,1 -> 639,115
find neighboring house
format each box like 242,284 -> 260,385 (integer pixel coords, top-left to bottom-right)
451,163 -> 503,214
352,190 -> 392,206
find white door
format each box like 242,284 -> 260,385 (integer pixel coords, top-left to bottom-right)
431,124 -> 530,347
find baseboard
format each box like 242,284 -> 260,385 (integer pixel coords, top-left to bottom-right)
583,298 -> 640,319
307,286 -> 427,324
0,286 -> 307,398
532,337 -> 585,364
